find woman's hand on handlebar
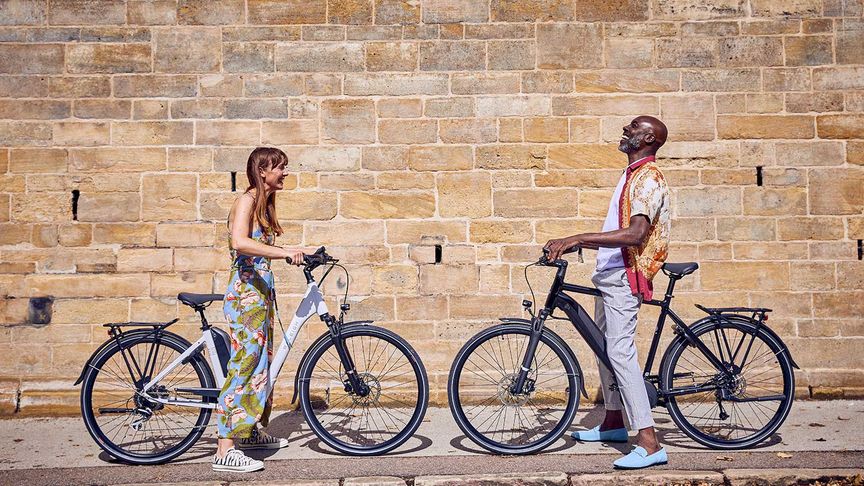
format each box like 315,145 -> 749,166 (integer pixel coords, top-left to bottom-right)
543,236 -> 580,262
283,249 -> 306,266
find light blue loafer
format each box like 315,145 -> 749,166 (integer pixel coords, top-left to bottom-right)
613,445 -> 668,469
570,425 -> 629,442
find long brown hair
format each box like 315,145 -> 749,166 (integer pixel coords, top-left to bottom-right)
245,147 -> 286,236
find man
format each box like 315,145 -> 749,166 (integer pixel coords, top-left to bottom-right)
544,115 -> 671,470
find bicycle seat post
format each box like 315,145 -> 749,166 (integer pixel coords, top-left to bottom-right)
196,307 -> 211,330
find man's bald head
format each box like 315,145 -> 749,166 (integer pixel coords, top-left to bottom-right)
619,115 -> 668,157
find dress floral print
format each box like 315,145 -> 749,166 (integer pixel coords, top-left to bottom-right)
618,155 -> 671,301
216,225 -> 276,439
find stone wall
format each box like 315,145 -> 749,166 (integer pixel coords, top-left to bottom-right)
0,0 -> 862,414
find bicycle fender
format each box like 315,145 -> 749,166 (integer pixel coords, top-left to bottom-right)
290,320 -> 374,405
498,318 -> 589,399
665,315 -> 800,370
74,329 -> 196,385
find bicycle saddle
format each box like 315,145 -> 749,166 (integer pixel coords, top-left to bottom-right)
177,292 -> 224,307
662,262 -> 699,277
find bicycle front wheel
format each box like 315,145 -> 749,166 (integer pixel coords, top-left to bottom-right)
448,324 -> 580,455
80,332 -> 215,464
660,317 -> 794,449
298,325 -> 429,455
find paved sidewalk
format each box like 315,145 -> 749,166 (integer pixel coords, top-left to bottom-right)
0,401 -> 862,485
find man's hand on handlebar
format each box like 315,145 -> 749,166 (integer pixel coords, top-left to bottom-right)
543,236 -> 581,262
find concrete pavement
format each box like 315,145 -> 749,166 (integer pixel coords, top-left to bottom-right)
0,401 -> 862,484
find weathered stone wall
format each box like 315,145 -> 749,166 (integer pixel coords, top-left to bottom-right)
0,0 -> 862,414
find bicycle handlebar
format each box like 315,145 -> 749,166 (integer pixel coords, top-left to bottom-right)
286,246 -> 338,267
538,245 -> 584,265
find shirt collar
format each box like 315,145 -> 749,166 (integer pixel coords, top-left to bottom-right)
625,155 -> 654,175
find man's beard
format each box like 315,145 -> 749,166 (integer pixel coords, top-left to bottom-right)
618,134 -> 642,154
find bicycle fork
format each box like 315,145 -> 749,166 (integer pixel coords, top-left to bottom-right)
509,310 -> 549,396
323,313 -> 370,397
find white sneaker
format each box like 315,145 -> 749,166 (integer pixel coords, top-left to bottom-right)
237,427 -> 290,450
211,447 -> 264,473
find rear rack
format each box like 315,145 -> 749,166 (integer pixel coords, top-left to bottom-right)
695,304 -> 771,321
102,318 -> 179,329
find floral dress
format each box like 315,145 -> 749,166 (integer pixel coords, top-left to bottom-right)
216,225 -> 275,439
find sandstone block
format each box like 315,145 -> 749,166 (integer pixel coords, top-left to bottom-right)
523,71 -> 574,94
378,119 -> 436,144
547,144 -> 622,169
285,147 -> 361,172
154,28 -> 220,73
69,147 -> 166,172
751,0 -> 821,16
719,37 -> 783,67
0,0 -> 46,25
488,40 -> 535,70
113,75 -> 198,98
77,193 -> 140,222
743,187 -> 807,216
682,68 -> 761,92
345,73 -> 448,96
814,67 -> 864,90
177,0 -> 245,24
321,99 -> 375,144
365,42 -> 418,71
396,296 -> 447,321
524,118 -> 568,143
717,115 -> 814,139
114,121 -> 194,146
494,189 -> 578,218
419,41 -> 485,71
0,45 -> 63,74
775,141 -> 844,166
477,144 -> 551,169
491,0 -> 574,21
53,122 -> 110,147
452,73 -> 519,95
470,220 -> 531,243
778,216 -> 845,240
117,248 -> 173,272
196,121 -> 259,146
74,99 -> 131,119
362,146 -> 408,170
223,43 -> 275,73
9,149 -> 67,173
248,0 -> 326,24
48,0 -> 126,25
306,221 -> 385,245
408,146 -> 473,171
653,0 -> 746,19
809,168 -> 864,215
141,174 -> 197,222
341,192 -> 435,219
151,273 -> 212,297
785,35 -> 834,66
423,0 -> 487,23
439,119 -> 496,143
701,262 -> 789,291
817,115 -> 864,139
66,44 -> 151,74
374,0 -> 420,24
128,0 -> 177,25
156,223 -> 216,247
675,187 -> 741,217
371,265 -> 418,294
537,24 -> 603,69
276,43 -> 364,72
377,99 -> 422,118
27,274 -> 149,298
438,172 -> 491,218
657,38 -> 718,67
419,264 -> 478,294
328,0 -> 373,24
92,223 -> 155,246
244,74 -> 304,97
262,120 -> 318,145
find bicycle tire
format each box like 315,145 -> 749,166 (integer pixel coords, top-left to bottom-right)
298,324 -> 429,455
448,323 -> 581,455
80,331 -> 215,464
660,316 -> 794,449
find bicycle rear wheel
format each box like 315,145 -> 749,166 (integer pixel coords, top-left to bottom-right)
298,325 -> 429,455
448,324 -> 580,455
80,332 -> 214,464
660,317 -> 794,449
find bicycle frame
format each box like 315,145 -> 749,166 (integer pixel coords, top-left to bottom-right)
141,276 -> 335,410
511,259 -> 735,399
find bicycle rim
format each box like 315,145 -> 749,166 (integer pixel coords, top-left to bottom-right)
301,326 -> 428,455
81,334 -> 213,463
449,326 -> 579,454
662,321 -> 794,449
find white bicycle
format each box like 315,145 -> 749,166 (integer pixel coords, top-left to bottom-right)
76,247 -> 429,464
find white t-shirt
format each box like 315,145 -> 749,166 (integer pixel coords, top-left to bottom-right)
595,172 -> 627,272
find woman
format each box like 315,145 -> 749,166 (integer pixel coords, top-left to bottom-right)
212,147 -> 308,473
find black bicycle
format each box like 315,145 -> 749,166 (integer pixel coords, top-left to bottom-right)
76,247 -> 429,464
448,247 -> 797,454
